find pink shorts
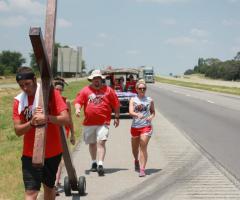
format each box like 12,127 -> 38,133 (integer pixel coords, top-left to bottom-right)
131,126 -> 153,138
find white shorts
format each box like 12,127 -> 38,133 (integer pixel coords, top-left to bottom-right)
83,125 -> 110,144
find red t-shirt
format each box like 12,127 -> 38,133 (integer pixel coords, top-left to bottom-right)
74,85 -> 120,126
12,89 -> 68,158
126,81 -> 137,93
114,83 -> 123,92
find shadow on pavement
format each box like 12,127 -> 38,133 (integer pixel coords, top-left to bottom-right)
85,168 -> 128,175
145,168 -> 162,175
105,168 -> 129,174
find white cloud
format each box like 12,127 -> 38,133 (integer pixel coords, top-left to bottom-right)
57,18 -> 72,28
160,18 -> 176,25
136,0 -> 189,3
222,19 -> 240,26
0,0 -> 45,15
0,15 -> 27,27
190,28 -> 209,37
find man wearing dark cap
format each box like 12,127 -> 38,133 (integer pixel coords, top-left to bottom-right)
74,69 -> 120,176
13,67 -> 70,199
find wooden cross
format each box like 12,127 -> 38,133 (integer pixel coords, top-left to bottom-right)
29,0 -> 57,166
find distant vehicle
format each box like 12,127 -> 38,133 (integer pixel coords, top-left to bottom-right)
102,68 -> 139,113
143,67 -> 155,83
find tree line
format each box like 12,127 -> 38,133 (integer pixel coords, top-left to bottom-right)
0,43 -> 85,77
184,52 -> 240,81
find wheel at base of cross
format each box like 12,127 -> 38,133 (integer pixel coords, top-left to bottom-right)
78,176 -> 86,196
64,176 -> 72,196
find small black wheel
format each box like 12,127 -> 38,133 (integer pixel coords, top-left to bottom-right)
78,176 -> 86,195
64,176 -> 72,196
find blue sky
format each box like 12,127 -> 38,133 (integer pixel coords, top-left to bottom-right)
0,0 -> 240,75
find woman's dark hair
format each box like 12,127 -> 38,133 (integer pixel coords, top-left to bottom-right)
53,76 -> 68,88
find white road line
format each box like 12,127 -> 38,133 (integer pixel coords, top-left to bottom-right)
207,100 -> 215,104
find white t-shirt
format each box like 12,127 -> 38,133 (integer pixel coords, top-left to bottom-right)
131,96 -> 153,128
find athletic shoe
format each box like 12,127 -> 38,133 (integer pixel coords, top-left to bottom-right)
55,186 -> 60,196
90,162 -> 98,172
97,165 -> 105,176
139,169 -> 146,177
135,160 -> 140,171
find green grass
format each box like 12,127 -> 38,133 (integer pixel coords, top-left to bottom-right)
0,80 -> 88,200
155,76 -> 240,96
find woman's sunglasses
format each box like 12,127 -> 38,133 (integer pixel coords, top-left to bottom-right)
138,87 -> 146,91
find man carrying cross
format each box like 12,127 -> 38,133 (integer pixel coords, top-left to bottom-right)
12,67 -> 70,199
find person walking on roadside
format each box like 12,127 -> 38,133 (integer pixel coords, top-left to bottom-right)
129,79 -> 155,177
53,77 -> 76,195
12,67 -> 70,199
126,74 -> 137,93
74,69 -> 120,176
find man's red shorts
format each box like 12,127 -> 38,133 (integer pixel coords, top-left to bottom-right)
131,126 -> 153,137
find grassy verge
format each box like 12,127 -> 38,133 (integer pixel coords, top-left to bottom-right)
0,79 -> 88,200
155,76 -> 240,96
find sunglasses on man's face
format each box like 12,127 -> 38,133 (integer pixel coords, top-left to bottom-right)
138,87 -> 146,91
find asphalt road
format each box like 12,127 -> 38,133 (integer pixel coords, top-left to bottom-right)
148,83 -> 240,181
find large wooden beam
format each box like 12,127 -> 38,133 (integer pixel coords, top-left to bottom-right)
30,0 -> 58,166
60,126 -> 78,190
29,28 -> 51,79
29,27 -> 52,166
45,0 -> 57,66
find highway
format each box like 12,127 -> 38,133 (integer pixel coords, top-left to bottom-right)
148,82 -> 240,181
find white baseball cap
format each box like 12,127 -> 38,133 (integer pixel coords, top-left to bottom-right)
88,69 -> 105,81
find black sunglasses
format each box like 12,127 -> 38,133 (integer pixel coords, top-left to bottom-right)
138,87 -> 146,91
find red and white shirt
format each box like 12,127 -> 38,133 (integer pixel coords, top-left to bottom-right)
12,89 -> 67,158
74,85 -> 119,126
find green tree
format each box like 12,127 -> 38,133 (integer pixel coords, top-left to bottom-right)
194,58 -> 206,73
204,58 -> 221,66
234,52 -> 240,61
29,51 -> 38,72
0,64 -> 4,75
223,61 -> 240,80
198,57 -> 205,66
184,69 -> 194,75
0,50 -> 26,74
